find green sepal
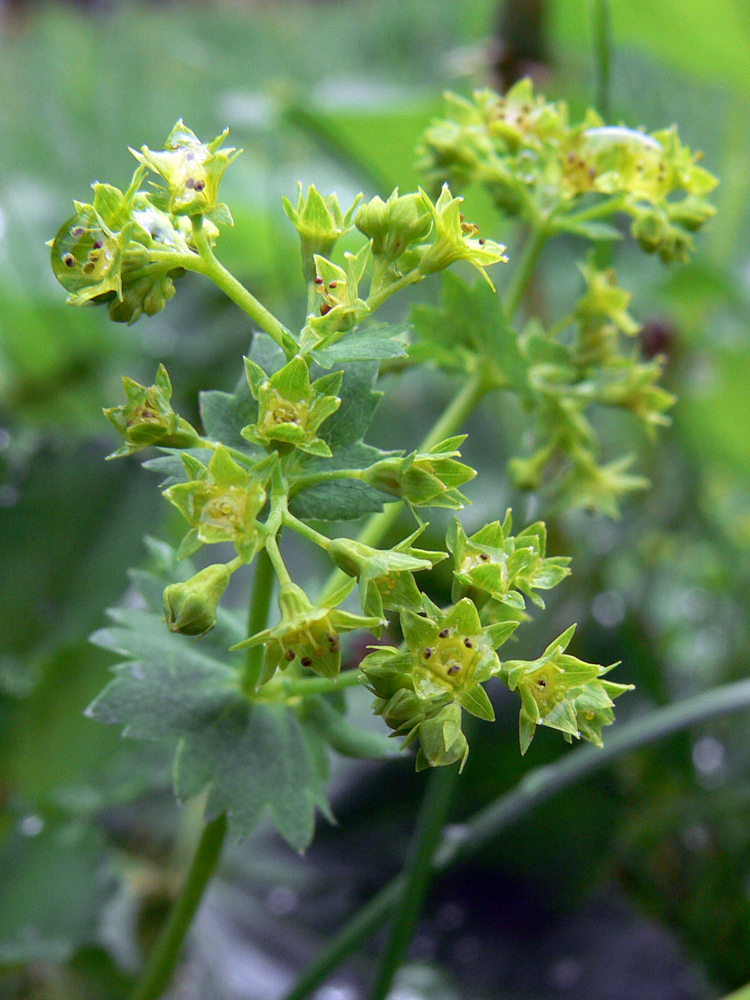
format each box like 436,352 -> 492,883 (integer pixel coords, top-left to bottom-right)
415,184 -> 507,290
499,624 -> 633,754
163,446 -> 276,561
283,183 -> 362,283
362,436 -> 476,509
241,355 -> 342,457
131,120 -> 241,219
163,562 -> 232,637
103,364 -> 200,458
416,704 -> 469,771
231,581 -> 381,684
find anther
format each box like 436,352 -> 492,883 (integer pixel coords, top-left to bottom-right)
301,656 -> 313,667
329,281 -> 337,288
285,649 -> 296,661
63,254 -> 77,268
479,553 -> 490,561
193,180 -> 205,192
537,678 -> 547,688
320,303 -> 331,316
423,648 -> 433,659
185,177 -> 195,189
446,663 -> 461,675
463,638 -> 473,648
315,277 -> 324,284
71,226 -> 86,237
82,262 -> 95,274
439,628 -> 450,638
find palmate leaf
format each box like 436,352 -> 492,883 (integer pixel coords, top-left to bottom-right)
410,272 -> 527,386
84,551 -> 343,851
311,322 -> 410,367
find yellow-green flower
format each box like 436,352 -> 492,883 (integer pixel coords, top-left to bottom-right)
416,185 -> 508,289
103,364 -> 199,458
132,120 -> 240,221
242,356 -> 342,458
164,446 -> 276,561
500,624 -> 633,754
232,581 -> 381,685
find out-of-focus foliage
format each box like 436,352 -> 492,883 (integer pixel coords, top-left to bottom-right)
3,1 -> 750,998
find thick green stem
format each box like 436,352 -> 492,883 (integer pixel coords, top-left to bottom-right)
280,678 -> 750,1000
265,534 -> 293,586
282,881 -> 406,1000
318,371 -> 487,603
366,267 -> 423,312
555,194 -> 627,229
242,548 -> 276,695
369,763 -> 460,1000
130,813 -> 227,1000
502,223 -> 549,320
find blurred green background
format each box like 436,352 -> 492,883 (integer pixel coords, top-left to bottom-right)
2,1 -> 750,997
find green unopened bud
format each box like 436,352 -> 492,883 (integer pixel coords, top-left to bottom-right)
667,195 -> 716,232
416,703 -> 469,771
283,184 -> 362,283
360,648 -> 415,700
380,688 -> 425,734
355,190 -> 432,261
363,437 -> 476,509
107,268 -> 183,324
163,563 -> 231,637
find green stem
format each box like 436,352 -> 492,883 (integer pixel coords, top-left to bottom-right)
721,984 -> 750,1000
153,219 -> 298,358
366,267 -> 423,312
242,548 -> 276,695
261,669 -> 362,700
282,510 -> 332,550
369,763 -> 460,1000
280,677 -> 750,1000
265,534 -> 293,586
502,223 -> 549,320
318,371 -> 487,603
130,813 -> 227,1000
288,468 -> 364,497
555,194 -> 627,228
591,0 -> 613,120
282,881 -> 406,1000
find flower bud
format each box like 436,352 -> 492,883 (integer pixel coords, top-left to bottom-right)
360,650 -> 415,700
667,195 -> 716,232
416,704 -> 468,771
163,563 -> 231,637
355,190 -> 432,261
283,184 -> 361,283
380,688 -> 425,734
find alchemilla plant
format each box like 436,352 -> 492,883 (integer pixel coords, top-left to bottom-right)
50,80 -> 717,1000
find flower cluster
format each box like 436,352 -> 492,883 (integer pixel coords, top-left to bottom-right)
418,78 -> 717,263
